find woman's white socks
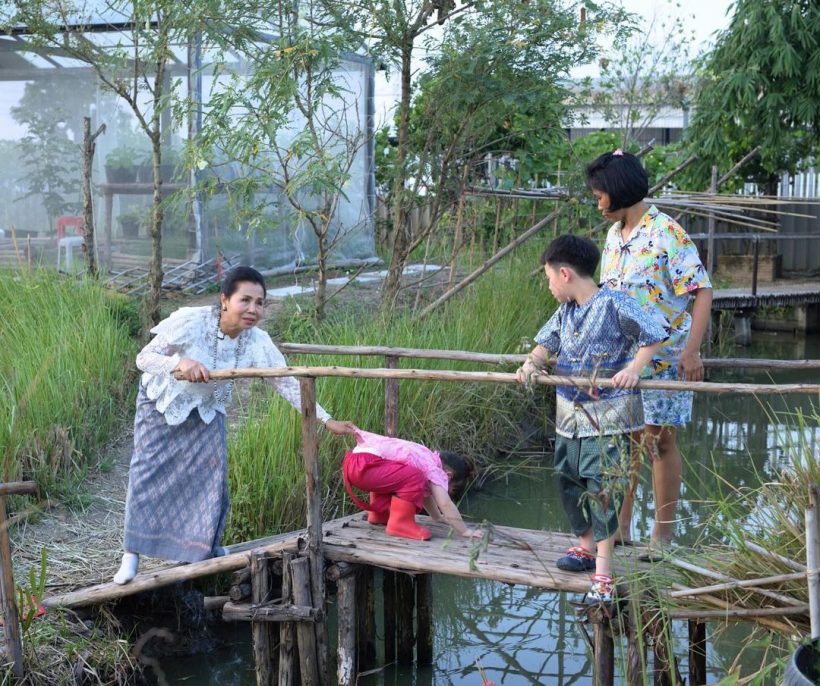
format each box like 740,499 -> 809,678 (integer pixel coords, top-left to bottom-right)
113,552 -> 139,585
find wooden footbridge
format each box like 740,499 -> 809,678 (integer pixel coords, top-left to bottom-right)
20,348 -> 820,685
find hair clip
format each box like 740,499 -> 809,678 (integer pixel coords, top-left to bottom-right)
612,148 -> 624,156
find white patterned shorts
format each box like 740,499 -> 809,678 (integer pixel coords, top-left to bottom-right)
641,366 -> 692,427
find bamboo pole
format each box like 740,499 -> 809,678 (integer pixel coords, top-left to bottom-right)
298,378 -> 328,685
669,570 -> 808,598
667,557 -> 806,607
290,557 -> 319,686
279,551 -> 296,686
668,605 -> 809,620
415,205 -> 565,319
807,484 -> 820,638
278,342 -> 820,371
717,146 -> 761,187
252,551 -> 276,685
224,603 -> 320,622
745,541 -> 807,572
207,366 -> 820,396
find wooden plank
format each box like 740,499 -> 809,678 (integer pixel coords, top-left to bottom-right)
0,482 -> 37,497
43,534 -> 301,608
223,601 -> 319,623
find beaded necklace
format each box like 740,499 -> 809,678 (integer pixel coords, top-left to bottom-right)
212,305 -> 246,404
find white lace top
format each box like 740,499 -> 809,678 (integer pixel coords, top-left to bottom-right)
137,306 -> 333,426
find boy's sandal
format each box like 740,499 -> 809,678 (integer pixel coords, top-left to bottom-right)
556,546 -> 596,572
584,574 -> 615,604
637,540 -> 672,563
614,539 -> 637,547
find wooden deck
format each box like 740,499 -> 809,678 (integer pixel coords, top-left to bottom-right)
43,514 -> 652,609
712,280 -> 820,310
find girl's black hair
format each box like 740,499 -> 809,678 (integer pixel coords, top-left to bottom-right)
540,234 -> 600,278
585,151 -> 648,211
440,451 -> 475,499
221,266 -> 267,298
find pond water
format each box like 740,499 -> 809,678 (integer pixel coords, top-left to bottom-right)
159,332 -> 820,685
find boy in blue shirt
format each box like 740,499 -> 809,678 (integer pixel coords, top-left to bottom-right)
517,234 -> 666,602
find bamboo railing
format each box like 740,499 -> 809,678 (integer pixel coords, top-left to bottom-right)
207,365 -> 820,395
278,342 -> 820,371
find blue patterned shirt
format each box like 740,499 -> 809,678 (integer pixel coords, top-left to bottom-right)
534,288 -> 666,438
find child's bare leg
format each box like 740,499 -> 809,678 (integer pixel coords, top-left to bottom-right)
595,534 -> 614,578
647,425 -> 681,544
578,528 -> 595,555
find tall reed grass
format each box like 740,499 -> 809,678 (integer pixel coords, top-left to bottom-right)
0,269 -> 138,498
226,248 -> 556,541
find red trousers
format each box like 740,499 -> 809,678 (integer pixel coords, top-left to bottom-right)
342,451 -> 427,512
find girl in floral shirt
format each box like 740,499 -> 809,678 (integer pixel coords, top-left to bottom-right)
586,150 -> 713,550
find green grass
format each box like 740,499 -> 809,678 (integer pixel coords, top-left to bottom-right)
226,246 -> 557,541
0,269 -> 138,499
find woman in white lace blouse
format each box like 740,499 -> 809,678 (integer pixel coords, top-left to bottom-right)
113,266 -> 356,584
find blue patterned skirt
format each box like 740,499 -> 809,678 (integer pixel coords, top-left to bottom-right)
123,385 -> 229,562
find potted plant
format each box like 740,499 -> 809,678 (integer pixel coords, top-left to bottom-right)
105,146 -> 138,184
117,208 -> 144,238
137,146 -> 182,184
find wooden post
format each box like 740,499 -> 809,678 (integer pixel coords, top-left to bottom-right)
706,165 -> 717,278
290,556 -> 319,686
252,552 -> 276,685
396,573 -> 415,665
807,484 -> 820,638
278,552 -> 297,686
383,570 -> 397,664
385,356 -> 399,437
652,620 -> 683,686
355,566 -> 376,670
103,190 -> 113,270
751,236 -> 760,297
82,117 -> 105,277
298,378 -> 328,685
416,574 -> 433,665
590,608 -> 614,686
688,620 -> 706,686
0,481 -> 38,681
334,564 -> 357,686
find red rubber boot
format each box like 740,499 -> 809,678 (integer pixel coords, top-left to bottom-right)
385,497 -> 431,540
367,492 -> 390,525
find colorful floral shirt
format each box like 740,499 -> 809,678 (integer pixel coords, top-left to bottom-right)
601,205 -> 711,374
534,288 -> 666,438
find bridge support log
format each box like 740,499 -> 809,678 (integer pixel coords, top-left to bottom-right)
335,564 -> 357,686
290,556 -> 319,686
251,552 -> 277,686
278,552 -> 298,686
416,574 -> 433,665
587,606 -> 614,686
396,572 -> 415,664
356,566 -> 376,670
688,620 -> 707,686
383,570 -> 397,663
